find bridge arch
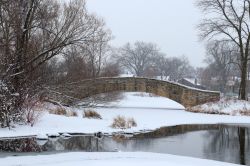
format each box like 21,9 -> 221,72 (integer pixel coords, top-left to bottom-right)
50,77 -> 220,108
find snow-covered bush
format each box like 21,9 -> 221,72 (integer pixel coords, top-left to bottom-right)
83,109 -> 102,119
0,80 -> 24,128
111,115 -> 137,129
22,97 -> 44,127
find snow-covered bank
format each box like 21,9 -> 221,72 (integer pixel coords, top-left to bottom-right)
0,92 -> 250,138
187,99 -> 250,116
0,152 -> 241,166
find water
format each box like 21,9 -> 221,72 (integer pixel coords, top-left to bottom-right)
103,126 -> 250,165
0,124 -> 249,165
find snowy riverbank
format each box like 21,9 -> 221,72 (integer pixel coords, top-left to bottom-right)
0,92 -> 250,138
0,152 -> 242,166
187,99 -> 250,116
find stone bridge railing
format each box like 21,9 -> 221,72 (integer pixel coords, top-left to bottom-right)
49,77 -> 220,107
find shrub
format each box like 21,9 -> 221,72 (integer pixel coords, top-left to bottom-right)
22,97 -> 44,127
111,115 -> 137,129
83,109 -> 102,119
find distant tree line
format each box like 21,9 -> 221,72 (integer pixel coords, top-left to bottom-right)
198,40 -> 240,93
116,41 -> 195,81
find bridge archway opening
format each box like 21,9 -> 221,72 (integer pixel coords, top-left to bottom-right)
78,92 -> 185,110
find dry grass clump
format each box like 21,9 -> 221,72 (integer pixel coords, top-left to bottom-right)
111,115 -> 137,129
72,111 -> 78,117
239,107 -> 250,116
66,111 -> 78,117
187,106 -> 228,115
127,117 -> 137,128
49,107 -> 67,115
111,115 -> 126,128
83,109 -> 102,119
240,111 -> 250,116
49,107 -> 79,117
186,106 -> 201,113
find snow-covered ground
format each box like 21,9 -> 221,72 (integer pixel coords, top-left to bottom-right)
0,152 -> 241,166
106,92 -> 185,109
1,92 -> 249,166
0,92 -> 250,138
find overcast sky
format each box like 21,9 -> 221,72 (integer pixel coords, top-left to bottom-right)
86,0 -> 206,67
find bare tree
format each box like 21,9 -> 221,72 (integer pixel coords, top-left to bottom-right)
197,0 -> 250,100
101,62 -> 120,77
117,41 -> 159,77
164,56 -> 193,82
82,22 -> 112,78
151,53 -> 168,80
0,0 -> 108,127
100,49 -> 121,77
59,21 -> 112,81
62,45 -> 89,82
205,40 -> 237,92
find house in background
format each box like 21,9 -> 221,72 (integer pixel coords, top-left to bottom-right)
226,78 -> 240,94
178,78 -> 207,90
200,76 -> 240,94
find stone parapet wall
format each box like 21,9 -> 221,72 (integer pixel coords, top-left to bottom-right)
50,77 -> 220,107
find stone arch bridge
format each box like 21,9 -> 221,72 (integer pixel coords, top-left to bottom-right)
49,77 -> 220,107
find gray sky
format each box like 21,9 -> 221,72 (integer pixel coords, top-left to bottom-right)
86,0 -> 206,67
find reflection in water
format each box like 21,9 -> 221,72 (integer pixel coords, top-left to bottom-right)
0,136 -> 103,153
44,136 -> 103,152
239,128 -> 246,165
202,127 -> 250,165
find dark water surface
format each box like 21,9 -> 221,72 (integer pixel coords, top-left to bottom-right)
104,125 -> 250,165
0,124 -> 249,165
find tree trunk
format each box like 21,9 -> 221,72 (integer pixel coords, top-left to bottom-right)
239,58 -> 248,100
